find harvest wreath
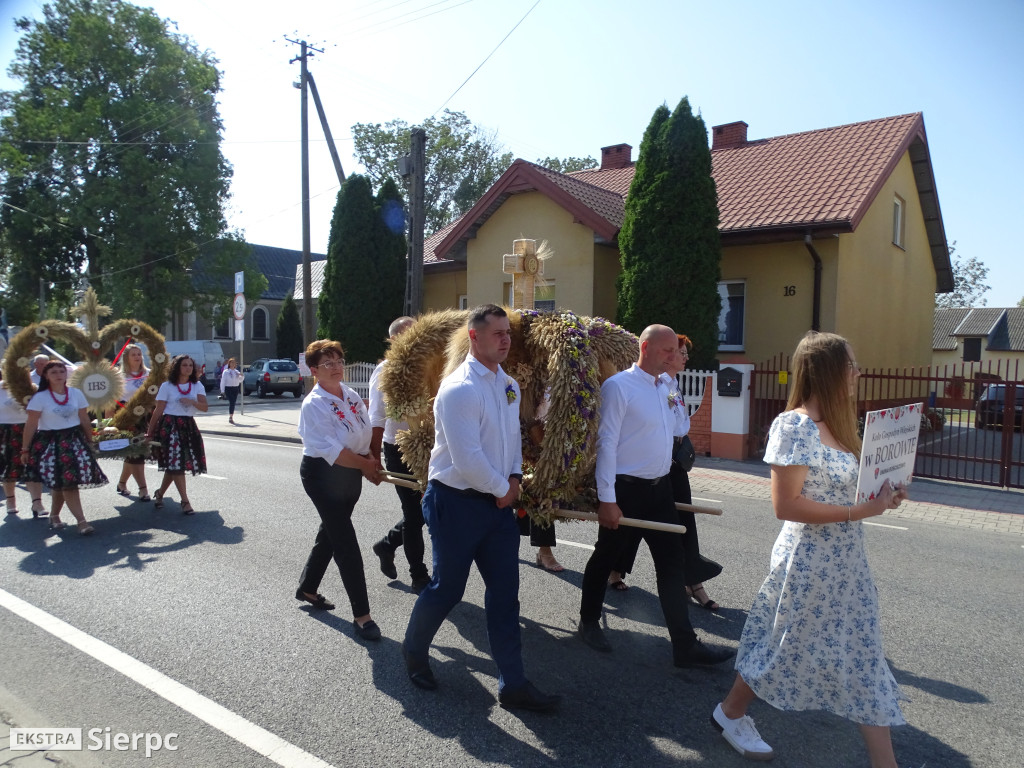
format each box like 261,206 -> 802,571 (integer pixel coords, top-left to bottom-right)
379,308 -> 638,527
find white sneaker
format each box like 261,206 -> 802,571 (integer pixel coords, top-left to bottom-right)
711,703 -> 774,761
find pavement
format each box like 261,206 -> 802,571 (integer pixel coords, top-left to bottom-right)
195,393 -> 1024,536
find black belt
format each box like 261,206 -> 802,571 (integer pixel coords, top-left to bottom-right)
616,474 -> 668,486
433,480 -> 495,501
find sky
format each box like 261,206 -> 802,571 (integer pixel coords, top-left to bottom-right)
2,0 -> 1023,306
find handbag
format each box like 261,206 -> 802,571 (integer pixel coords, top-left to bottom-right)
673,435 -> 696,473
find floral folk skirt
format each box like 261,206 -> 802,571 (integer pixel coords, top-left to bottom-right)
0,422 -> 28,481
23,426 -> 109,490
153,415 -> 206,475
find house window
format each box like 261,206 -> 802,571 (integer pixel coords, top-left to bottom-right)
505,282 -> 555,311
962,337 -> 982,363
892,195 -> 905,248
252,306 -> 269,341
458,294 -> 468,310
213,309 -> 230,339
717,281 -> 745,351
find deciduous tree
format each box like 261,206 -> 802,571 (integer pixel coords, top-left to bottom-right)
616,98 -> 722,370
0,0 -> 244,326
934,242 -> 991,308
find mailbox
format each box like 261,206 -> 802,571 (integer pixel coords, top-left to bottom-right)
717,366 -> 743,397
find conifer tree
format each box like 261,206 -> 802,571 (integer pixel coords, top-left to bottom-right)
275,293 -> 303,362
617,98 -> 723,370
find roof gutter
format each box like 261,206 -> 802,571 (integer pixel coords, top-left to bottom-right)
804,231 -> 822,332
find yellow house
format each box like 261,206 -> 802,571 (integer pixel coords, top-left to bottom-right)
422,112 -> 952,370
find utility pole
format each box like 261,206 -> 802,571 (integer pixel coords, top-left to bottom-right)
405,128 -> 426,315
288,38 -> 323,347
307,72 -> 346,188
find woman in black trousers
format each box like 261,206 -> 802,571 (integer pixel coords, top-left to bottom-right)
295,340 -> 384,641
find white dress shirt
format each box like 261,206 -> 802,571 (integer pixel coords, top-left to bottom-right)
595,364 -> 689,503
660,372 -> 691,438
368,360 -> 409,445
298,382 -> 372,465
428,354 -> 522,498
156,381 -> 204,417
220,367 -> 243,392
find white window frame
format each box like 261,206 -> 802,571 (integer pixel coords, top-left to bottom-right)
892,195 -> 905,248
717,280 -> 745,352
458,294 -> 468,310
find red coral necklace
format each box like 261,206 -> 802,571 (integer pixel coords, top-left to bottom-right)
49,387 -> 70,406
176,381 -> 192,396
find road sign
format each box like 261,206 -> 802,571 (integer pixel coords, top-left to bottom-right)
235,271 -> 245,294
232,292 -> 246,320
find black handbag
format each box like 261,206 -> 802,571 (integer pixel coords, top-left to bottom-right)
673,435 -> 696,472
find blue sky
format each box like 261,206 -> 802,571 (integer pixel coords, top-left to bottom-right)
3,0 -> 1022,306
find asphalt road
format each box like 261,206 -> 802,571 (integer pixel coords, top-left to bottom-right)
1,435 -> 1022,767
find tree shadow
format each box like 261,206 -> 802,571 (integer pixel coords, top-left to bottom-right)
0,502 -> 244,579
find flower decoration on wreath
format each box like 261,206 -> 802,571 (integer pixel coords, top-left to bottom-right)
2,288 -> 169,433
379,307 -> 638,527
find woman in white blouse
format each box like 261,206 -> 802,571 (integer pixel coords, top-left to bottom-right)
219,358 -> 244,425
0,367 -> 45,517
146,354 -> 208,515
113,344 -> 152,501
21,361 -> 107,534
295,339 -> 383,642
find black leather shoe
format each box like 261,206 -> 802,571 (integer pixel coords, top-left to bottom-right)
295,589 -> 335,610
578,620 -> 612,652
411,575 -> 432,594
498,681 -> 561,713
353,619 -> 382,641
402,643 -> 437,690
372,541 -> 398,579
673,639 -> 735,668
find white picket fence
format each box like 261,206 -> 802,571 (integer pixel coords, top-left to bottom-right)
677,369 -> 712,416
342,361 -> 376,399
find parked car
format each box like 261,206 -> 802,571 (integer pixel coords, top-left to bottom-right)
243,359 -> 304,398
975,383 -> 1023,429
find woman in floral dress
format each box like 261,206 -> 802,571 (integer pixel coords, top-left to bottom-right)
711,331 -> 908,767
21,361 -> 107,534
0,368 -> 45,517
146,354 -> 207,515
113,344 -> 152,501
294,340 -> 383,642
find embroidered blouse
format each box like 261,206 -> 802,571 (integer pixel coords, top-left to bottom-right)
298,382 -> 371,465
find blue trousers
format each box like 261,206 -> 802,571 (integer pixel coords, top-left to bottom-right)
404,480 -> 525,692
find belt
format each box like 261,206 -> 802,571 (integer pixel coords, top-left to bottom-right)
433,480 -> 495,501
616,474 -> 668,486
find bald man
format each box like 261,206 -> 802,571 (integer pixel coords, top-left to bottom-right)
577,325 -> 733,668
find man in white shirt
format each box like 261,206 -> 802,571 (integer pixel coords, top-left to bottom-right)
29,354 -> 49,386
368,316 -> 431,594
578,324 -> 734,668
402,304 -> 560,713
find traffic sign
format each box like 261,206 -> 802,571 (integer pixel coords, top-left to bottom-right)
233,292 -> 246,320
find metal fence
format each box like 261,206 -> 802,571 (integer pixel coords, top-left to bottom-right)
342,361 -> 376,400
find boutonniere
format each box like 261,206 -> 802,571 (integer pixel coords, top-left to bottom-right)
505,377 -> 517,405
667,390 -> 683,410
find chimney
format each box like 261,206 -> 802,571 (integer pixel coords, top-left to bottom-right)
600,143 -> 632,170
711,121 -> 749,150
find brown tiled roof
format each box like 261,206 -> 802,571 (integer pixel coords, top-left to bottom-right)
566,165 -> 636,197
953,308 -> 1005,337
424,221 -> 458,264
933,308 -> 970,350
532,164 -> 625,229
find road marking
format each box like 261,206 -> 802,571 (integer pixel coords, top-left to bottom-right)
0,588 -> 333,768
197,474 -> 228,481
204,435 -> 302,449
556,539 -> 594,550
692,496 -> 722,504
864,521 -> 909,530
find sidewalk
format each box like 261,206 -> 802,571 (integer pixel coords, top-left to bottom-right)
196,397 -> 1024,536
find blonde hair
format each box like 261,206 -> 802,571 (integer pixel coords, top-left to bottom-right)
786,331 -> 861,455
119,344 -> 148,375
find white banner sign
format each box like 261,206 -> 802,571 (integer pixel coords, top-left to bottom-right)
855,403 -> 922,503
234,319 -> 244,341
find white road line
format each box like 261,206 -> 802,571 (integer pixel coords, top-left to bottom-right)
555,539 -> 594,550
203,435 -> 302,449
864,521 -> 909,530
692,496 -> 722,504
0,588 -> 333,768
197,474 -> 228,481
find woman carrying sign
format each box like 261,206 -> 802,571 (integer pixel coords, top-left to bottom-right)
711,331 -> 908,767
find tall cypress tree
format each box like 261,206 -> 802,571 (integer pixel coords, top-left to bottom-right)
318,174 -> 408,362
617,98 -> 722,370
276,292 -> 303,361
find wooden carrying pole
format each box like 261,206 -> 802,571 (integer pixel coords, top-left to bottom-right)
675,502 -> 724,516
553,509 -> 685,534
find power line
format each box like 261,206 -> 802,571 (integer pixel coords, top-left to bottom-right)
433,0 -> 541,116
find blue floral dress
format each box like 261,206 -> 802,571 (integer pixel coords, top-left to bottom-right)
735,410 -> 906,727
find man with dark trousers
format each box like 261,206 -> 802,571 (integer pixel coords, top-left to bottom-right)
402,304 -> 560,713
368,316 -> 431,594
577,324 -> 734,668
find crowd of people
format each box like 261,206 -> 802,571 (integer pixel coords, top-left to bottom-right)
2,310 -> 909,765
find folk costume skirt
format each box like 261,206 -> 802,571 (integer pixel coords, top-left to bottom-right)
23,426 -> 108,490
0,422 -> 29,480
153,415 -> 207,475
